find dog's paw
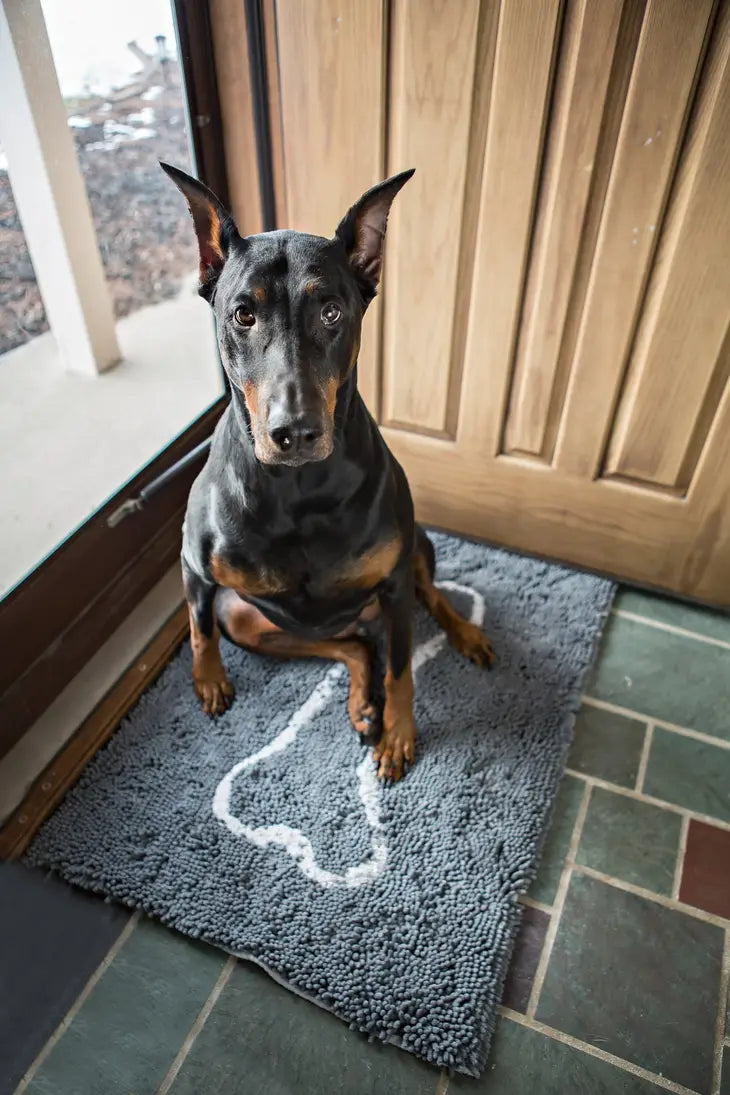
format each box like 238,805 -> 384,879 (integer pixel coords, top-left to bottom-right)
194,674 -> 235,716
373,720 -> 416,782
349,698 -> 379,737
449,621 -> 495,669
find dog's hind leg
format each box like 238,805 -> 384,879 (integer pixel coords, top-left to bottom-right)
215,589 -> 377,735
413,530 -> 495,668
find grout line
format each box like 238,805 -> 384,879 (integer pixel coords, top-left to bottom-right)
526,782 -> 591,1019
612,608 -> 730,651
581,695 -> 730,752
672,815 -> 690,901
518,894 -> 553,914
500,1008 -> 702,1095
634,721 -> 654,793
712,931 -> 730,1095
15,910 -> 141,1092
434,1071 -> 450,1095
564,768 -> 730,834
574,864 -> 730,929
157,955 -> 237,1095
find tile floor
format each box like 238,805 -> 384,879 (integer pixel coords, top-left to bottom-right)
2,586 -> 730,1095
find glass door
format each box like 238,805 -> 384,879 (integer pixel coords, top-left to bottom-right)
0,0 -> 260,749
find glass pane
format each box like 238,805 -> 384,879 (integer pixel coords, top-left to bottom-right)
0,0 -> 224,597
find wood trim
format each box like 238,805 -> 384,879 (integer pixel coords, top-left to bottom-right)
173,0 -> 231,207
0,401 -> 225,757
261,0 -> 288,227
0,606 -> 190,861
210,0 -> 264,233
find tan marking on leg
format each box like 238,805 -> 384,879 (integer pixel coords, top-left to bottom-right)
188,607 -> 234,715
414,552 -> 495,667
261,632 -> 376,735
216,590 -> 376,735
374,661 -> 416,782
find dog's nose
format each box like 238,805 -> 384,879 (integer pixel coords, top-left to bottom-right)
269,415 -> 323,455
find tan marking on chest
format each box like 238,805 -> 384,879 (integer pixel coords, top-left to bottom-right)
210,554 -> 289,597
333,536 -> 402,590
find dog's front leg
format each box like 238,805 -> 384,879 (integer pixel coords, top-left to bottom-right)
375,563 -> 416,781
182,555 -> 234,715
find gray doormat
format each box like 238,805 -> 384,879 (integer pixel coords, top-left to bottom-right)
26,534 -> 614,1077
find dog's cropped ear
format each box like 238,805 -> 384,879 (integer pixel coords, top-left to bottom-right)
334,168 -> 415,301
160,162 -> 239,300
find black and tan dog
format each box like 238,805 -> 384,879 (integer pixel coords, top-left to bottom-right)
162,162 -> 494,781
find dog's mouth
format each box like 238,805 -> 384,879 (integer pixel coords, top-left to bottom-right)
255,440 -> 333,468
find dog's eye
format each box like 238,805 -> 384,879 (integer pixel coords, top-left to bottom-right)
234,305 -> 255,328
321,302 -> 342,327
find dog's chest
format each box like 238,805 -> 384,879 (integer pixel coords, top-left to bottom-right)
210,532 -> 401,601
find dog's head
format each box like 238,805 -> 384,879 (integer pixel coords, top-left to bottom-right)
161,163 -> 413,467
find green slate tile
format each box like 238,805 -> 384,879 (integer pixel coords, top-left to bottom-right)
529,775 -> 584,906
721,1049 -> 730,1095
616,587 -> 730,644
27,917 -> 226,1095
536,873 -> 724,1093
644,728 -> 730,824
587,614 -> 730,741
567,705 -> 646,788
576,787 -> 681,895
169,959 -> 438,1095
449,1016 -> 664,1093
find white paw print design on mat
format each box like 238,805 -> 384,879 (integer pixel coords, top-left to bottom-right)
212,582 -> 485,888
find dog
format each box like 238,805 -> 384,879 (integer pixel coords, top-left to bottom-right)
161,162 -> 494,781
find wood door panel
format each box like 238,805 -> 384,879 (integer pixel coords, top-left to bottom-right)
459,0 -> 563,457
555,0 -> 715,478
381,0 -> 480,435
263,0 -> 730,605
382,427 -> 690,593
604,6 -> 730,492
272,0 -> 386,414
503,0 -> 624,460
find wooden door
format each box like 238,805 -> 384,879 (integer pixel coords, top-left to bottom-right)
259,0 -> 730,606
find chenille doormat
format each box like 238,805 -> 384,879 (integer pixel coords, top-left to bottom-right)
26,533 -> 614,1077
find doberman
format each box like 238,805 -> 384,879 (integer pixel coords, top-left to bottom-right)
161,162 -> 494,781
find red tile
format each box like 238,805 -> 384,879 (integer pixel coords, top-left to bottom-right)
679,819 -> 730,919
